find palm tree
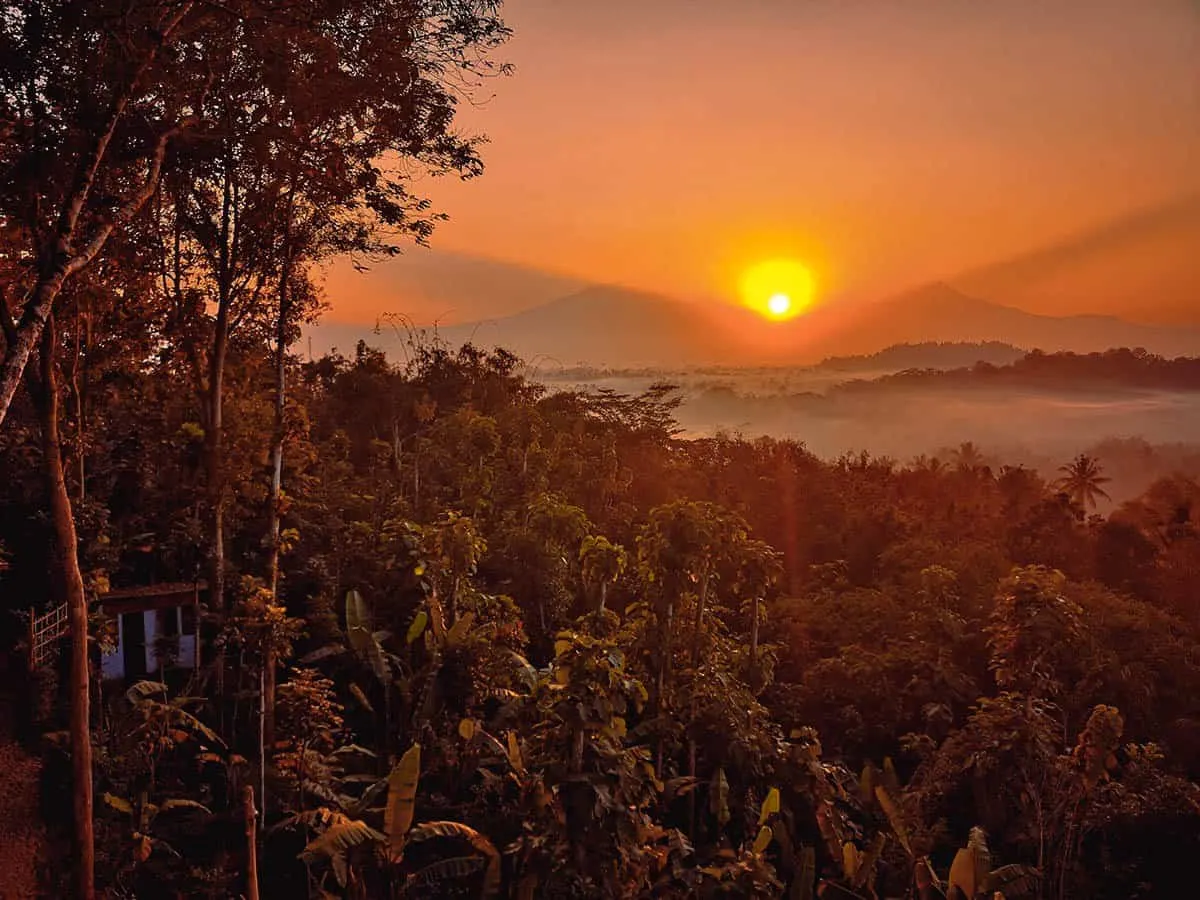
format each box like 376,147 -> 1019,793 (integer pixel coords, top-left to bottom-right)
952,441 -> 986,472
1055,454 -> 1112,509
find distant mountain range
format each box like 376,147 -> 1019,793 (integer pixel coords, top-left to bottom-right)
308,281 -> 1200,368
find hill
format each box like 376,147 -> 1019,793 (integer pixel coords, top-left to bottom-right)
306,282 -> 1200,368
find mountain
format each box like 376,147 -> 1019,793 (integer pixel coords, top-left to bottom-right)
815,283 -> 1200,359
816,341 -> 1027,373
305,281 -> 1200,368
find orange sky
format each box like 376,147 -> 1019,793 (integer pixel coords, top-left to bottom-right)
325,0 -> 1200,325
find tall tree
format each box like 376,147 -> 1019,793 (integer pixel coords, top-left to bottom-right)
33,314 -> 94,898
0,0 -> 211,427
1055,453 -> 1112,510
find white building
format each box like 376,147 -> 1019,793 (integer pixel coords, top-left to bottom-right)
98,582 -> 205,682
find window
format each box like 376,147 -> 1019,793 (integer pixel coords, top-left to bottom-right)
181,604 -> 197,636
159,607 -> 179,637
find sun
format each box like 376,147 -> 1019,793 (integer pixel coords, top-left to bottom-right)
740,258 -> 816,321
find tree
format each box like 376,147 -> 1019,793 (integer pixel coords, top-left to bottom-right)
0,0 -> 206,428
1054,454 -> 1112,510
32,314 -> 95,898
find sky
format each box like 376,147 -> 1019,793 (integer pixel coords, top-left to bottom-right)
323,0 -> 1200,327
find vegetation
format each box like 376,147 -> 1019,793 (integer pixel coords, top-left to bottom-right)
3,334 -> 1200,897
2,5 -> 1199,900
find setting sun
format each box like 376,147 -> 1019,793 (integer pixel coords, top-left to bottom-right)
740,258 -> 816,321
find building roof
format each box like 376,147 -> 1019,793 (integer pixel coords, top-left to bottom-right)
99,581 -> 208,614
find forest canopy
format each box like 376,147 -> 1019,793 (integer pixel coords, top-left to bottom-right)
1,3 -> 1199,899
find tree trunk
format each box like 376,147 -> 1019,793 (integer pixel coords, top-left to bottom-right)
0,267 -> 69,427
266,239 -> 296,600
262,643 -> 276,766
691,566 -> 711,668
37,315 -> 95,899
258,666 -> 268,833
243,786 -> 260,900
687,567 -> 710,838
749,594 -> 760,670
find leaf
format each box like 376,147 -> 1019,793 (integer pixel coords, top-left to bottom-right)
948,848 -> 979,900
509,651 -> 538,691
345,590 -> 372,655
987,864 -> 1040,898
300,643 -> 347,664
133,832 -> 152,863
852,833 -> 887,889
300,819 -> 386,887
915,859 -> 947,900
710,767 -> 730,827
758,786 -> 781,825
882,756 -> 902,797
752,825 -> 773,854
406,611 -> 429,644
664,776 -> 701,800
506,731 -> 524,774
125,681 -> 168,704
349,683 -> 374,714
403,855 -> 485,893
363,634 -> 390,684
554,638 -> 572,657
458,718 -> 477,741
386,743 -> 422,857
445,611 -> 475,648
407,821 -> 501,897
859,762 -> 878,805
330,743 -> 378,762
791,846 -> 815,900
158,798 -> 212,816
842,842 -> 860,882
102,793 -> 134,815
874,785 -> 912,857
272,808 -> 355,836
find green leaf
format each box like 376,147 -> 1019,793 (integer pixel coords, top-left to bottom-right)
505,731 -> 524,774
790,846 -> 815,900
386,743 -> 422,857
349,683 -> 374,714
988,863 -> 1041,897
458,718 -> 477,741
948,848 -> 979,899
158,798 -> 212,816
445,611 -> 475,648
403,855 -> 485,893
758,786 -> 781,825
102,793 -> 134,815
406,611 -> 429,644
406,821 -> 501,897
874,785 -> 912,857
124,681 -> 168,704
345,590 -> 371,651
300,819 -> 386,887
710,767 -> 730,827
752,825 -> 773,855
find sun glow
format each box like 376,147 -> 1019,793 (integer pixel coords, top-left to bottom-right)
740,258 -> 816,320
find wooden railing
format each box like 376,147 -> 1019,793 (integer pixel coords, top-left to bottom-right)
28,602 -> 69,669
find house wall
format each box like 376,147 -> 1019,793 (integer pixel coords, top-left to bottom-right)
100,613 -> 125,681
101,608 -> 196,680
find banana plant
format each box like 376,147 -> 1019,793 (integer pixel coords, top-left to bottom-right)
295,742 -> 502,897
101,790 -> 212,867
